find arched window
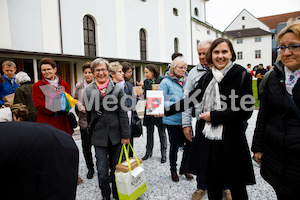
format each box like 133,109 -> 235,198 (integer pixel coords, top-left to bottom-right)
174,38 -> 179,53
194,8 -> 199,16
139,29 -> 147,60
83,15 -> 96,57
173,8 -> 178,16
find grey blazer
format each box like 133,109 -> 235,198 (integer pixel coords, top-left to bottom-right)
84,79 -> 131,147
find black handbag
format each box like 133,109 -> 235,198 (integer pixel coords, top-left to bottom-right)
67,112 -> 78,131
131,111 -> 143,137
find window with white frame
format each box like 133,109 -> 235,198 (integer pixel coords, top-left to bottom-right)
255,37 -> 262,42
255,50 -> 261,59
83,15 -> 96,57
207,30 -> 210,35
237,52 -> 243,60
194,8 -> 199,16
237,39 -> 243,44
242,25 -> 245,29
174,38 -> 179,53
173,8 -> 178,16
242,16 -> 245,20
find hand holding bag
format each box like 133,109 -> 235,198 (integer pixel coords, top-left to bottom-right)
115,144 -> 147,200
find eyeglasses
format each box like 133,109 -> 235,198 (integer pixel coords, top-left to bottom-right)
94,68 -> 107,73
277,44 -> 300,53
41,68 -> 54,72
176,66 -> 187,70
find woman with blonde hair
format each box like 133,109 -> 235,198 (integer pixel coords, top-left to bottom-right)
252,18 -> 300,199
159,56 -> 193,182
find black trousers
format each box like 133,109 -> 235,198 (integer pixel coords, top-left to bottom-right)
80,128 -> 94,170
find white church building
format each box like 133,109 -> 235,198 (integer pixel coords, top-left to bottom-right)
0,0 -> 277,92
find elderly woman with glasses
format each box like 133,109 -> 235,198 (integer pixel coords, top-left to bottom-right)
84,58 -> 130,200
158,56 -> 193,182
252,18 -> 300,199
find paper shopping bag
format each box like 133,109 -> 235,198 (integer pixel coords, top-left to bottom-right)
115,144 -> 147,200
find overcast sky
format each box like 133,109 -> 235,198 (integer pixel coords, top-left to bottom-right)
205,0 -> 300,31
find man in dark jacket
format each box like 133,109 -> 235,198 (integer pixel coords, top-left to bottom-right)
0,122 -> 79,200
255,63 -> 267,100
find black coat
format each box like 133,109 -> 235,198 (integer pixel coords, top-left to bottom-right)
143,75 -> 164,127
252,61 -> 300,197
0,122 -> 79,200
179,64 -> 255,187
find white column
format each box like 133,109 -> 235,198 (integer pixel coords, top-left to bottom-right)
33,59 -> 38,83
70,62 -> 76,95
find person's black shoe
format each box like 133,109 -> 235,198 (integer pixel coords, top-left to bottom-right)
87,168 -> 94,179
142,154 -> 152,160
161,156 -> 166,163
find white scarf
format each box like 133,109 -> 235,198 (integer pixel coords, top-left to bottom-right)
200,61 -> 234,140
45,75 -> 59,88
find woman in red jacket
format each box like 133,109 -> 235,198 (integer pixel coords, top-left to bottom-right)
32,57 -> 72,135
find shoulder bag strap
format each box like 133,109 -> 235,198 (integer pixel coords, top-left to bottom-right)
285,91 -> 300,120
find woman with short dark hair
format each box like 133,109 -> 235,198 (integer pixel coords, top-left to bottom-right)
74,61 -> 94,179
142,64 -> 168,163
32,57 -> 72,135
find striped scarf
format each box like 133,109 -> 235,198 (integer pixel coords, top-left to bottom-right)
169,73 -> 185,86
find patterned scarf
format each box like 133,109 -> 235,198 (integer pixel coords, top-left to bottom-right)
200,61 -> 234,140
285,66 -> 300,95
169,73 -> 185,86
96,80 -> 109,97
45,75 -> 59,89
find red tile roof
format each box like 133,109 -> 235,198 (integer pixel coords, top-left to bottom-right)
258,11 -> 300,29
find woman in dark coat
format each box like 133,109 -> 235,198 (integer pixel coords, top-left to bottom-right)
252,19 -> 300,199
14,71 -> 37,122
141,64 -> 168,163
166,38 -> 255,199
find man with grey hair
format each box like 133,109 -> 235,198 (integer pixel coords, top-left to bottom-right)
0,60 -> 19,107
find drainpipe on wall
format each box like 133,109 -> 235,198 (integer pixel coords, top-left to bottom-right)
190,0 -> 194,66
58,0 -> 63,54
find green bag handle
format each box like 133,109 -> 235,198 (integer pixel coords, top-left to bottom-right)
118,143 -> 141,173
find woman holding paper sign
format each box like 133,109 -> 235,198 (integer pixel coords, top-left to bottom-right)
159,56 -> 193,182
142,64 -> 168,163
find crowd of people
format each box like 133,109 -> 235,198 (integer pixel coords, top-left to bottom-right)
0,18 -> 300,200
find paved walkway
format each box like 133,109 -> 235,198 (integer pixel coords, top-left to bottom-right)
74,110 -> 277,200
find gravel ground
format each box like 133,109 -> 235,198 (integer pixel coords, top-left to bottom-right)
75,110 -> 277,200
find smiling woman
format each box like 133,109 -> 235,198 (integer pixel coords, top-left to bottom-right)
252,18 -> 300,200
32,57 -> 72,135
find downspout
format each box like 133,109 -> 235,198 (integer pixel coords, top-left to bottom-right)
190,0 -> 193,66
58,0 -> 64,54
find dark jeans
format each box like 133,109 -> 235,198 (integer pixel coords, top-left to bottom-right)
95,141 -> 121,199
80,128 -> 94,170
166,125 -> 192,172
145,123 -> 167,157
